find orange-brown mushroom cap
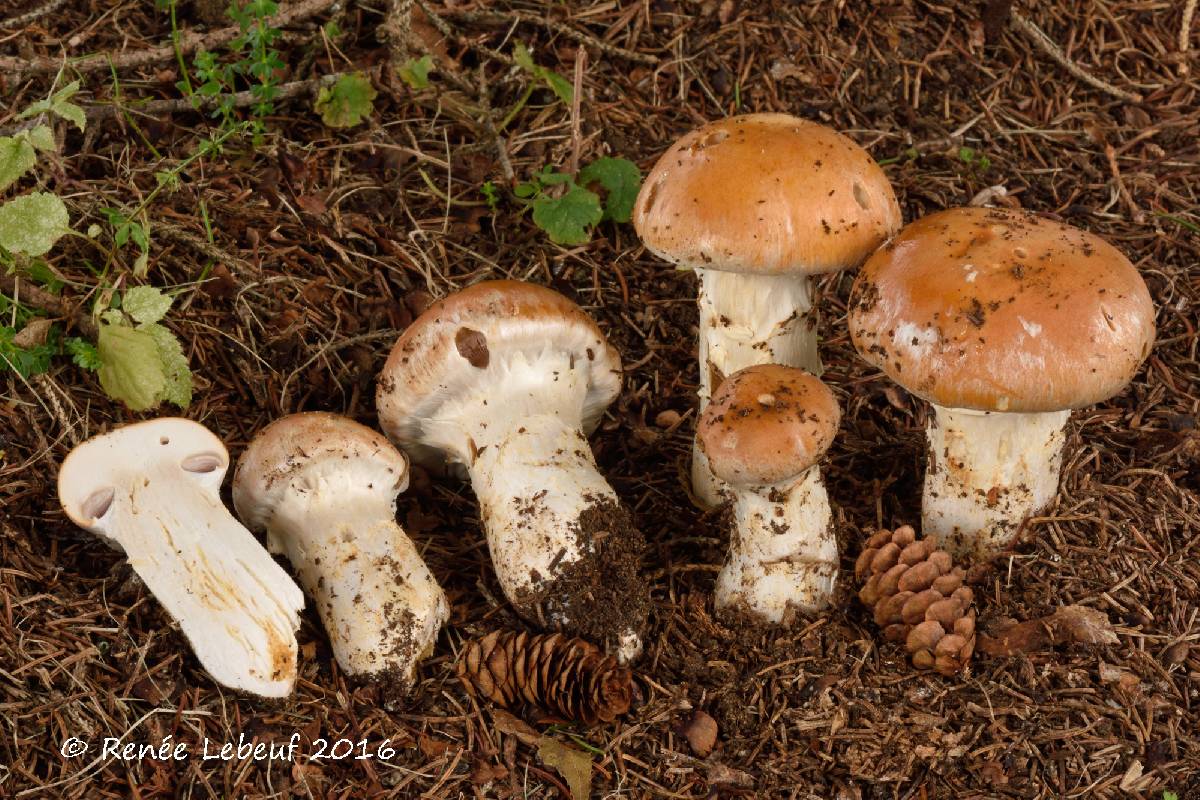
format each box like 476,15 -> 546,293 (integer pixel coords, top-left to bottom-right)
376,280 -> 622,469
632,113 -> 901,276
697,365 -> 841,487
848,207 -> 1156,412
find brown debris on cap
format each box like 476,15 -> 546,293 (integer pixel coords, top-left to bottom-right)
848,207 -> 1156,412
633,113 -> 901,275
857,524 -> 976,676
696,364 -> 840,487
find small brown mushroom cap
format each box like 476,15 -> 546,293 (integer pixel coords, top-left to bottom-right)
696,365 -> 840,487
633,113 -> 901,275
233,412 -> 409,532
848,207 -> 1156,412
376,280 -> 622,470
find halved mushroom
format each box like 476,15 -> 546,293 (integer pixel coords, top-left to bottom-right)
376,280 -> 649,662
233,412 -> 448,688
633,113 -> 901,508
697,365 -> 841,623
57,418 -> 304,697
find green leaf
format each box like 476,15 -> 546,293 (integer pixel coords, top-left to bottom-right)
25,125 -> 56,153
513,42 -> 536,72
122,286 -> 173,325
97,323 -> 166,411
578,157 -> 642,223
0,192 -> 70,256
66,337 -> 102,370
532,184 -> 602,245
314,73 -> 377,128
51,99 -> 87,132
513,182 -> 537,199
958,146 -> 975,164
142,322 -> 192,408
0,136 -> 37,192
0,325 -> 55,378
398,55 -> 434,89
26,259 -> 63,293
1163,792 -> 1178,800
539,69 -> 574,105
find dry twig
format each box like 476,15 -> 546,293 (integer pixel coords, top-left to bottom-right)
0,0 -> 68,29
1009,9 -> 1143,103
0,0 -> 338,77
439,7 -> 658,65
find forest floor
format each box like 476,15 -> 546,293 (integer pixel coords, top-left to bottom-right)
1,0 -> 1198,797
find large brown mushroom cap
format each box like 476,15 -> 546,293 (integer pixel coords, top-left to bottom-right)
697,364 -> 841,487
848,207 -> 1156,412
376,280 -> 622,469
632,113 -> 901,275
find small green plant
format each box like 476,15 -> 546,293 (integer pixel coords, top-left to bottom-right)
398,55 -> 435,90
314,73 -> 377,128
958,145 -> 992,172
1162,792 -> 1178,800
176,0 -> 285,137
514,157 -> 641,245
513,43 -> 573,105
1,81 -> 194,409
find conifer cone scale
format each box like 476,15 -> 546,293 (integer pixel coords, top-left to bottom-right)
458,630 -> 633,725
856,525 -> 976,676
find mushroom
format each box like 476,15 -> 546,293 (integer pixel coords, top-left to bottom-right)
57,418 -> 304,697
696,364 -> 841,622
233,412 -> 448,687
848,207 -> 1155,558
632,113 -> 901,507
376,280 -> 649,662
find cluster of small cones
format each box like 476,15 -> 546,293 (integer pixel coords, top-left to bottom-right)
457,630 -> 633,725
856,525 -> 977,676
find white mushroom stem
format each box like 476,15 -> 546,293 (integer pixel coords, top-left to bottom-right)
715,466 -> 838,623
693,269 -> 819,506
424,350 -> 644,662
923,405 -> 1072,559
91,466 -> 303,697
261,487 -> 447,684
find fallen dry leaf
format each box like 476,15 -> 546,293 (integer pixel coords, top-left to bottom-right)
536,735 -> 592,800
978,605 -> 1117,656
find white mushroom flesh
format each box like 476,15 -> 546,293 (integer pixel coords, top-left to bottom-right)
260,480 -> 448,684
420,348 -> 643,662
61,430 -> 303,698
715,466 -> 838,623
923,405 -> 1071,559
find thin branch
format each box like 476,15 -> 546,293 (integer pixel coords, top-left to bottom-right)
0,274 -> 97,338
0,0 -> 338,78
0,0 -> 68,29
1009,9 -> 1142,104
1182,0 -> 1197,55
439,7 -> 658,65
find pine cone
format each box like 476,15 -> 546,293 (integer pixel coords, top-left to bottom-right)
856,525 -> 976,676
457,630 -> 633,725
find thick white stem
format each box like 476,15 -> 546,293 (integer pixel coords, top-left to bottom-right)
923,405 -> 1071,559
715,467 -> 838,623
101,467 -> 303,697
693,270 -> 819,507
429,350 -> 647,662
266,492 -> 447,684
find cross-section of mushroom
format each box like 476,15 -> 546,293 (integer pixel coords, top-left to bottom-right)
697,365 -> 842,623
633,113 -> 901,507
57,418 -> 305,697
848,207 -> 1156,559
233,412 -> 448,688
376,280 -> 649,662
